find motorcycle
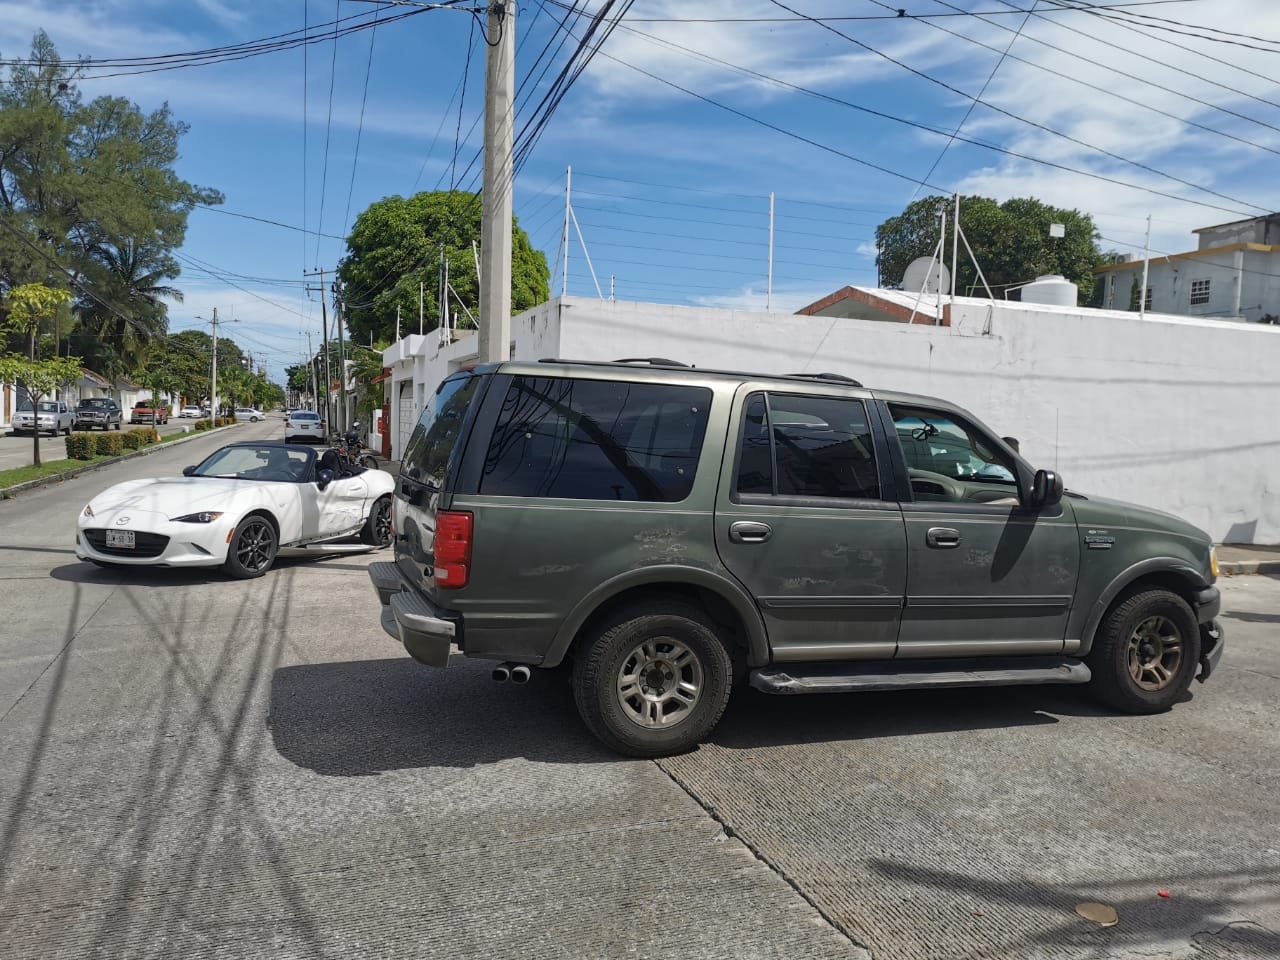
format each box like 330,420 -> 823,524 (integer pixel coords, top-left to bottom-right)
333,419 -> 379,471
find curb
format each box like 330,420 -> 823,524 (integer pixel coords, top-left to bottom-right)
1219,560 -> 1280,576
0,424 -> 242,500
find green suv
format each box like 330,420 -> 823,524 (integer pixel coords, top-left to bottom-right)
369,359 -> 1224,756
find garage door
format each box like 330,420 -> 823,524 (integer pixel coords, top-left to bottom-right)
397,380 -> 417,461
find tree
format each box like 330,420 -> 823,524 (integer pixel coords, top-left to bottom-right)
875,195 -> 1105,304
4,283 -> 72,358
0,353 -> 83,466
0,31 -> 221,364
337,190 -> 549,345
72,240 -> 181,378
348,342 -> 388,429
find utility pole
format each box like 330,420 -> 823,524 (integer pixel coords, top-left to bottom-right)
1140,214 -> 1152,320
305,332 -> 316,410
479,0 -> 515,363
304,267 -> 333,435
767,191 -> 774,312
209,307 -> 219,428
561,165 -> 571,298
336,282 -> 347,435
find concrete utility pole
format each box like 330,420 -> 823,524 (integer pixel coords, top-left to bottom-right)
1140,214 -> 1152,321
209,307 -> 219,428
304,268 -> 333,435
336,282 -> 347,435
478,0 -> 514,364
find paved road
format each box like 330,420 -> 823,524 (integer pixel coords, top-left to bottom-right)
0,440 -> 1276,960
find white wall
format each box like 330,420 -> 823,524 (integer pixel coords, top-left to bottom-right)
383,295 -> 1280,543
553,296 -> 1280,544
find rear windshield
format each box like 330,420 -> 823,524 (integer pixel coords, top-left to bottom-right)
401,374 -> 480,491
478,376 -> 711,503
291,412 -> 319,421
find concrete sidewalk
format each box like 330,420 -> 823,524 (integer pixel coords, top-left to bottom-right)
1217,543 -> 1280,575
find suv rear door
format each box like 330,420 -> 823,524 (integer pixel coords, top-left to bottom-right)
714,385 -> 907,661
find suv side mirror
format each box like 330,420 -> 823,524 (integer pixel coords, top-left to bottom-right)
316,468 -> 335,491
181,465 -> 195,476
1031,469 -> 1064,507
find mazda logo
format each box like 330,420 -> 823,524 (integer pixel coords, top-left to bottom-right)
115,516 -> 130,526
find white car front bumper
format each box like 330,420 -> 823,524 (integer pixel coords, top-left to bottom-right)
76,508 -> 235,568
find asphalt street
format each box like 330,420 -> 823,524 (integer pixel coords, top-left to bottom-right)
0,429 -> 1276,960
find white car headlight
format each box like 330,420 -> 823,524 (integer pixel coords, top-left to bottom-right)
173,511 -> 224,523
82,504 -> 94,518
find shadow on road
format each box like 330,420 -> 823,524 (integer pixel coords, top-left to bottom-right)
268,657 -> 1166,773
46,556 -> 369,587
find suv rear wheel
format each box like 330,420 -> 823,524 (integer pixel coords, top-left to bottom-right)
1087,588 -> 1200,713
572,599 -> 733,757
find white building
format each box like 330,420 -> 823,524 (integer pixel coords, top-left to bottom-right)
1094,213 -> 1280,324
381,293 -> 1280,544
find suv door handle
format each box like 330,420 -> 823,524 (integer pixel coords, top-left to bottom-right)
926,527 -> 961,549
729,521 -> 773,544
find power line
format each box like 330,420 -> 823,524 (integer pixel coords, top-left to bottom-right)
342,2 -> 382,235
314,0 -> 344,267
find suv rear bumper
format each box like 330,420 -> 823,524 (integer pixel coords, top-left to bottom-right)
369,561 -> 456,668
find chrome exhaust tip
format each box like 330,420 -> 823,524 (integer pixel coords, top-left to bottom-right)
491,665 -> 511,683
509,664 -> 532,684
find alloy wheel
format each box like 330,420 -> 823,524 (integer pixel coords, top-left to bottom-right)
1126,614 -> 1184,690
615,637 -> 703,729
374,500 -> 392,545
235,519 -> 276,572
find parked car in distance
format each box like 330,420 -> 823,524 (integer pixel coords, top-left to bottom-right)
179,405 -> 204,419
369,358 -> 1225,757
130,400 -> 170,425
283,410 -> 324,443
234,407 -> 263,423
13,399 -> 75,436
74,398 -> 123,431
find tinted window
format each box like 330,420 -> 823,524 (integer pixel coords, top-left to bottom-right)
735,393 -> 879,500
479,376 -> 711,502
291,412 -> 320,421
401,374 -> 481,491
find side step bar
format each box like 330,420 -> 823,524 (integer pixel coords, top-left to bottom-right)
750,657 -> 1091,695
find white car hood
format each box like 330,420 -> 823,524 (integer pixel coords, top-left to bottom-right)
88,477 -> 262,519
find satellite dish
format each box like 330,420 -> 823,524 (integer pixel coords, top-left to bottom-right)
902,257 -> 950,294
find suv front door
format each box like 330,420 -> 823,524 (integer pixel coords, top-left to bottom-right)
883,400 -> 1079,658
715,387 -> 907,662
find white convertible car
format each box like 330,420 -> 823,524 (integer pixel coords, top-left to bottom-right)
75,441 -> 395,578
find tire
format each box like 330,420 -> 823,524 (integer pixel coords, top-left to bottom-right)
223,513 -> 278,579
359,454 -> 379,471
360,495 -> 393,547
572,599 -> 733,757
1087,588 -> 1200,714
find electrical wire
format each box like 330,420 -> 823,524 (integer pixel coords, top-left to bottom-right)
342,2 -> 381,236
314,0 -> 344,266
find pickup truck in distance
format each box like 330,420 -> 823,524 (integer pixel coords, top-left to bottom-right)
130,400 -> 170,425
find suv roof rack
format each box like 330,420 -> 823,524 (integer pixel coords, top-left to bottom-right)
785,372 -> 864,388
612,357 -> 691,367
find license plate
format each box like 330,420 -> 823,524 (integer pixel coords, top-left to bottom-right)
106,530 -> 135,549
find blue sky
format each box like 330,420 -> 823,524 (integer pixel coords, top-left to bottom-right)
4,0 -> 1279,383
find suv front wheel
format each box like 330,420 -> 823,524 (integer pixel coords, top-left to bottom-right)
572,599 -> 733,757
1087,588 -> 1200,714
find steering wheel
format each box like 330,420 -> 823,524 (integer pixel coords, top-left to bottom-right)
908,467 -> 964,502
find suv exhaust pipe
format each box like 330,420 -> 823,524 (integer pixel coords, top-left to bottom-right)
491,664 -> 511,683
510,664 -> 531,684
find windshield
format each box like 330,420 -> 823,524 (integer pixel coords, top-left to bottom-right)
36,401 -> 58,413
291,412 -> 319,421
191,444 -> 313,482
79,399 -> 111,409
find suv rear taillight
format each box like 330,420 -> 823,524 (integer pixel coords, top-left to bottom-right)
434,510 -> 473,588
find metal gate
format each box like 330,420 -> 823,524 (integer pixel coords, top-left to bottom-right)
397,381 -> 416,461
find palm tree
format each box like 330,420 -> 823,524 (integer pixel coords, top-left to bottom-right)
74,239 -> 180,379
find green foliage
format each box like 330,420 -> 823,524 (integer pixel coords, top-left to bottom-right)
65,433 -> 95,460
125,427 -> 159,447
875,195 -> 1106,304
337,190 -> 550,345
0,351 -> 85,467
94,431 -> 124,457
3,284 -> 73,355
0,31 -> 221,366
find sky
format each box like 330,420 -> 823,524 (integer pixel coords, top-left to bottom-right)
3,0 -> 1279,384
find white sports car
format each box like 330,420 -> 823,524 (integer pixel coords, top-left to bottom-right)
75,441 -> 395,578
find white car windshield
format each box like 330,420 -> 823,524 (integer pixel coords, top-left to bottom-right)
192,445 -> 312,482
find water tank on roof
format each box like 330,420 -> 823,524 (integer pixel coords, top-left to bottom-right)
1020,274 -> 1078,307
